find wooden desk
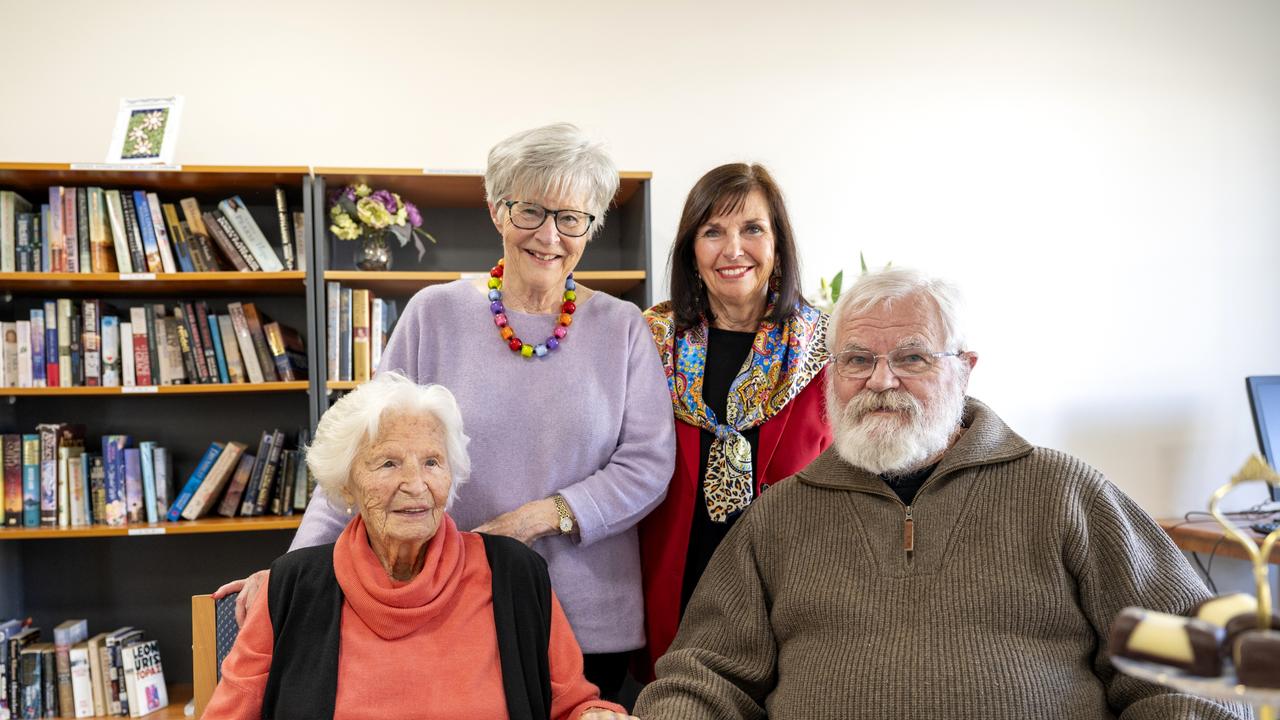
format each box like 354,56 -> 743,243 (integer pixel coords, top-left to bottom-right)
1159,517 -> 1280,564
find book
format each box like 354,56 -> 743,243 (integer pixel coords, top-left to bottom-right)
263,321 -> 307,381
218,196 -> 284,271
217,315 -> 246,383
52,620 -> 87,718
128,308 -> 151,386
226,303 -> 265,383
42,301 -> 57,388
76,187 -> 91,274
181,302 -> 212,382
118,193 -> 148,275
253,429 -> 287,515
195,302 -> 220,383
28,308 -> 45,388
101,435 -> 129,527
84,633 -> 109,717
138,442 -> 159,524
180,441 -> 246,520
352,288 -> 371,382
160,203 -> 195,272
86,187 -> 117,274
294,428 -> 311,511
55,427 -> 84,528
82,299 -> 100,386
20,435 -> 39,528
88,455 -> 106,527
131,190 -> 163,273
120,322 -> 135,387
145,193 -> 177,273
68,642 -> 93,718
101,315 -> 120,387
69,305 -> 83,386
46,187 -> 64,272
120,640 -> 166,718
165,442 -> 224,521
274,449 -> 296,515
326,282 -> 340,380
178,198 -> 207,235
203,210 -> 256,272
152,447 -> 171,520
103,628 -> 143,717
18,643 -> 48,719
0,190 -> 32,273
0,323 -> 16,389
63,187 -> 80,274
168,311 -> 197,384
235,302 -> 276,384
144,305 -> 161,383
239,432 -> 274,517
158,316 -> 186,386
56,299 -> 72,388
0,619 -> 26,720
293,210 -> 307,272
215,451 -> 257,517
65,447 -> 88,527
8,627 -> 39,715
123,449 -> 144,523
102,190 -> 133,273
274,187 -> 295,270
2,435 -> 19,526
36,423 -> 63,526
206,313 -> 230,383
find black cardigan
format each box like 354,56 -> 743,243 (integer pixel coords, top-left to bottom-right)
260,533 -> 552,719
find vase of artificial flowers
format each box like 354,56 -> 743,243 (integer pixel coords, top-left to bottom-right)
328,183 -> 436,271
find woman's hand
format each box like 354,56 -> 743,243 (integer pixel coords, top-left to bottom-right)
212,569 -> 270,627
472,498 -> 561,546
581,710 -> 639,720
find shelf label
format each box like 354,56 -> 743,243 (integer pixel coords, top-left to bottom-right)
128,527 -> 166,536
422,167 -> 483,175
122,385 -> 159,394
70,162 -> 183,172
120,273 -> 156,281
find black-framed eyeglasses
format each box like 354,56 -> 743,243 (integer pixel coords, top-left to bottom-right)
503,200 -> 595,238
833,347 -> 965,379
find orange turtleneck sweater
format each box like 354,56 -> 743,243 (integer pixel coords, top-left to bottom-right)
204,514 -> 623,719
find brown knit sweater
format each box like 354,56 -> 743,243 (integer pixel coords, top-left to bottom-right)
634,398 -> 1251,720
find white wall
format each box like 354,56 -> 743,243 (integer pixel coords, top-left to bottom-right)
3,0 -> 1278,516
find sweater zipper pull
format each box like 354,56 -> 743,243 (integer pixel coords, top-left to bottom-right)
903,505 -> 915,553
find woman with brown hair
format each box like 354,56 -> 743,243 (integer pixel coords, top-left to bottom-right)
638,163 -> 832,675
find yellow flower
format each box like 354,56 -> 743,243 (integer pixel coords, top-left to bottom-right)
354,183 -> 372,198
357,197 -> 393,229
330,212 -> 362,240
330,204 -> 344,219
394,205 -> 408,225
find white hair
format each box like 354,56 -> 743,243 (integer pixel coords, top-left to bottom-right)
306,372 -> 471,512
828,267 -> 968,354
484,122 -> 619,233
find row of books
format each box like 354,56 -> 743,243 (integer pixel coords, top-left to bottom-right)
0,299 -> 306,388
0,428 -> 172,528
1,619 -> 167,719
0,186 -> 305,274
166,429 -> 313,521
326,282 -> 400,383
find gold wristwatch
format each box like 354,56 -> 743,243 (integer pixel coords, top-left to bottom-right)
552,494 -> 575,536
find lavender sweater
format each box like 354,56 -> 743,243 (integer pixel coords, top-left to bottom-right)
291,279 -> 676,653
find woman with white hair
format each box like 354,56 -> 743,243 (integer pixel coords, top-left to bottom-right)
203,374 -> 634,719
216,123 -> 675,700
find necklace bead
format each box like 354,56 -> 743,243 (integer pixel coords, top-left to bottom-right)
488,257 -> 574,359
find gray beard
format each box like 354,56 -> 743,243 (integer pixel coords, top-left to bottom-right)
827,381 -> 966,476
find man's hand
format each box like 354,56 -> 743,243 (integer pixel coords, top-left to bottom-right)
472,498 -> 561,546
212,569 -> 270,627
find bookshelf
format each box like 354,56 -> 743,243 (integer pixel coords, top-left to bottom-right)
0,164 -> 652,712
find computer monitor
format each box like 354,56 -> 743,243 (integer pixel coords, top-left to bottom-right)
1246,376 -> 1280,501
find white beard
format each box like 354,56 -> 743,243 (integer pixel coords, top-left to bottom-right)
827,377 -> 967,476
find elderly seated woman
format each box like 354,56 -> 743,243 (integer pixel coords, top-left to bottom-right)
202,373 -> 634,720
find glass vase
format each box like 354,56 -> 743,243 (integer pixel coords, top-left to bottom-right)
355,231 -> 392,271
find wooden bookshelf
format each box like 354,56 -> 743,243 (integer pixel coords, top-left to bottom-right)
323,269 -> 646,296
0,516 -> 302,540
47,684 -> 192,719
0,271 -> 307,295
0,163 -> 309,198
327,380 -> 359,391
0,381 -> 308,397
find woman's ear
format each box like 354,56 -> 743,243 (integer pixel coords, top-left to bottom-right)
488,202 -> 504,233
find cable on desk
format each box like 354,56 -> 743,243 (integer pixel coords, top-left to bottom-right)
1180,503 -> 1277,596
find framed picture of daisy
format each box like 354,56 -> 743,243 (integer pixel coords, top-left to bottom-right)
106,96 -> 184,165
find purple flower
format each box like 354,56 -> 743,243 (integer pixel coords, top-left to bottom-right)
405,201 -> 423,228
342,186 -> 357,202
371,189 -> 397,213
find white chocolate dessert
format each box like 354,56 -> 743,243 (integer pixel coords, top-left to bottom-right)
1108,607 -> 1223,677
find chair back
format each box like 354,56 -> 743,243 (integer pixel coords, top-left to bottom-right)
192,592 -> 241,717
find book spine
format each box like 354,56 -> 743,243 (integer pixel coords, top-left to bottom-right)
165,443 -> 223,521
194,302 -> 220,382
63,188 -> 79,273
226,303 -> 264,383
100,316 -> 120,387
209,210 -> 259,272
118,193 -> 148,275
161,204 -> 195,272
81,299 -> 100,386
21,435 -> 39,527
239,433 -> 273,517
69,308 -> 83,386
36,424 -> 60,527
352,288 -> 370,382
56,299 -> 72,387
274,187 -> 295,270
340,288 -> 352,382
152,447 -> 170,520
123,449 -> 143,524
15,209 -> 32,272
2,435 -> 20,526
42,301 -> 58,388
29,309 -> 45,388
241,304 -> 279,383
171,312 -> 199,384
47,187 -> 64,272
101,436 -> 127,527
15,321 -> 31,388
326,282 -> 340,381
89,455 -> 106,526
293,211 -> 306,272
103,190 -> 133,273
120,322 -> 135,387
181,303 -> 211,382
87,187 -> 116,274
178,198 -> 206,234
145,193 -> 177,273
76,187 -> 91,274
206,313 -> 230,383
219,196 -> 284,271
131,191 -> 163,273
263,322 -> 294,382
128,308 -> 151,386
145,306 -> 162,383
254,430 -> 286,515
201,210 -> 250,271
217,315 -> 246,383
68,646 -> 92,718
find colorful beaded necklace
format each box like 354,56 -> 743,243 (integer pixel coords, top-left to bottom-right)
487,258 -> 576,358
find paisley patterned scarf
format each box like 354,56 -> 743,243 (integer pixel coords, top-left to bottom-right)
644,300 -> 828,521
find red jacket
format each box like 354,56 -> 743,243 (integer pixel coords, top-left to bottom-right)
637,366 -> 833,677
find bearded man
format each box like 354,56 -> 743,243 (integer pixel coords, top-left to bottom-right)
633,268 -> 1248,720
